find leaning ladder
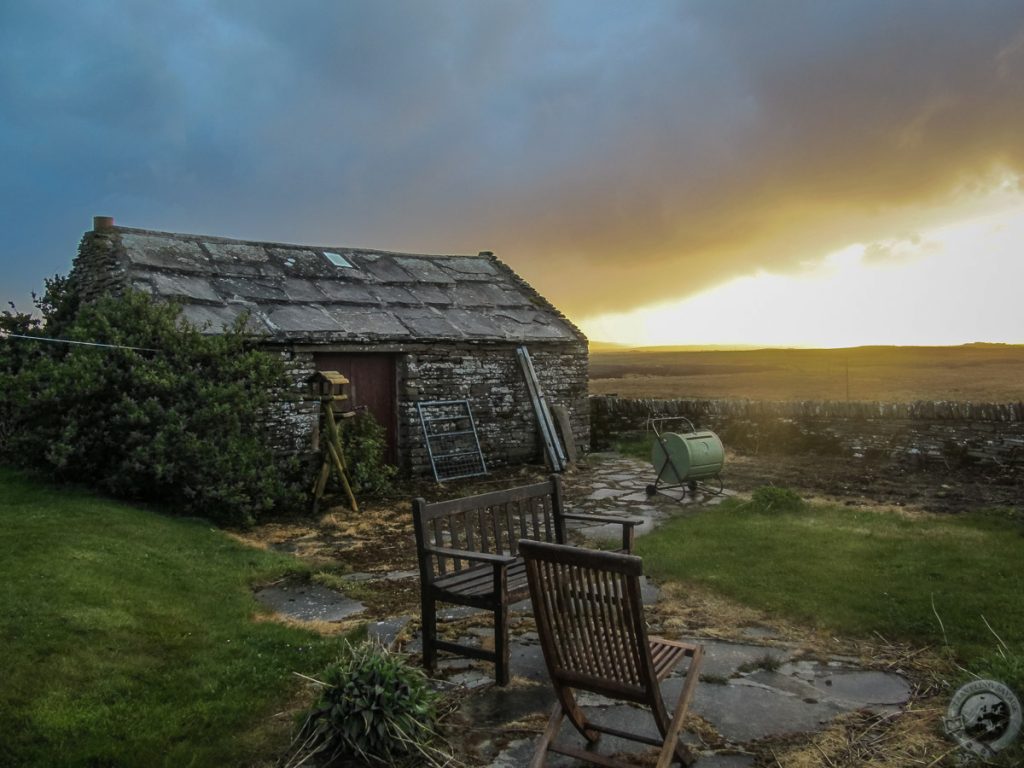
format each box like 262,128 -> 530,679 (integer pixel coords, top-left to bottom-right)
517,346 -> 566,472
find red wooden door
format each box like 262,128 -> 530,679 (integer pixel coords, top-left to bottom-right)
314,353 -> 397,463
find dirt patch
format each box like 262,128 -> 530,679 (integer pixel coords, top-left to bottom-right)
233,500 -> 420,573
760,707 -> 954,768
722,451 -> 1023,515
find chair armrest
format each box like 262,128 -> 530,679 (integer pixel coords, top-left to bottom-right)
421,545 -> 517,566
561,512 -> 645,527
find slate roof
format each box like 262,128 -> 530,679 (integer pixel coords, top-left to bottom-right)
80,226 -> 585,345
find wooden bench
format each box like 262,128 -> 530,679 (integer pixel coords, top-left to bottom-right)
412,475 -> 642,685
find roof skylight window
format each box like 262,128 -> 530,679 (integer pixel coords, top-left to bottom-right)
324,251 -> 354,268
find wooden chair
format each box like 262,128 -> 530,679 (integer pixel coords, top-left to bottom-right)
519,539 -> 704,768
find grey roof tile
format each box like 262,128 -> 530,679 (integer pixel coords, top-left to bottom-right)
394,257 -> 456,283
213,277 -> 287,302
406,284 -> 453,305
436,257 -> 498,278
321,306 -> 412,337
147,272 -> 222,303
370,285 -> 419,305
181,303 -> 269,334
492,309 -> 576,340
204,241 -> 269,264
122,233 -> 209,272
267,248 -> 335,279
445,309 -> 506,338
265,305 -> 344,333
455,282 -> 529,307
282,279 -> 328,303
391,307 -> 463,338
315,281 -> 376,304
352,253 -> 414,282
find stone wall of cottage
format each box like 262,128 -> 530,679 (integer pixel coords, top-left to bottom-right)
398,343 -> 589,476
263,343 -> 590,477
590,395 -> 1024,468
262,348 -> 321,456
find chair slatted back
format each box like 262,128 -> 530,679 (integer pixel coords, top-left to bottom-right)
414,479 -> 564,577
520,539 -> 659,703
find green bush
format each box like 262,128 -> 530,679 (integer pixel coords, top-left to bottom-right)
287,641 -> 449,767
1,282 -> 302,525
340,410 -> 397,496
750,485 -> 805,513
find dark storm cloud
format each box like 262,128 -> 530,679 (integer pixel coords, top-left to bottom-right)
2,1 -> 1023,317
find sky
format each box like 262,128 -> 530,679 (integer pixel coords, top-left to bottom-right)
2,1 -> 1023,347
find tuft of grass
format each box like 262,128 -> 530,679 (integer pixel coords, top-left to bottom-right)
283,640 -> 451,768
0,467 -> 358,767
750,485 -> 804,513
737,652 -> 783,675
635,490 -> 1024,664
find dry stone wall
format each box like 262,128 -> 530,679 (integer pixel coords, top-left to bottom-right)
591,395 -> 1024,468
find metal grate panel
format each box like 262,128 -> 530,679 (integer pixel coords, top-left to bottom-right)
417,399 -> 488,482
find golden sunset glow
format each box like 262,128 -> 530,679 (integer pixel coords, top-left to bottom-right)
579,196 -> 1024,348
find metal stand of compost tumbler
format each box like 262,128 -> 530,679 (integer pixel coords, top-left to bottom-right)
646,416 -> 724,501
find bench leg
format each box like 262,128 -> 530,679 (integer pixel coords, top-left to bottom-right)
421,594 -> 437,673
494,602 -> 510,686
493,566 -> 510,686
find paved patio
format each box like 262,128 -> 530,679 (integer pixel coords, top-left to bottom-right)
260,455 -> 914,766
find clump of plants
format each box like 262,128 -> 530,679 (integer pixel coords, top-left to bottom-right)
341,410 -> 396,497
1,279 -> 302,525
285,641 -> 453,767
750,485 -> 805,513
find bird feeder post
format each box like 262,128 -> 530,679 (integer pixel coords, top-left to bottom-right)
307,371 -> 358,514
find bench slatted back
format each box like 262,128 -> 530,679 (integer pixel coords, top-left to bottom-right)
413,478 -> 565,577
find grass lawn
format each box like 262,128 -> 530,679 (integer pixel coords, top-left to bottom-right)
635,494 -> 1024,672
0,467 -> 354,768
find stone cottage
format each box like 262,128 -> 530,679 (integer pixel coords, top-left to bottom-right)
69,217 -> 588,476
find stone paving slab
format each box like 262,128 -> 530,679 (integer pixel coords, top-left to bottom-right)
253,582 -> 364,622
684,678 -> 850,743
689,639 -> 793,681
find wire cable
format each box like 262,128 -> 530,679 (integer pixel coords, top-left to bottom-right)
0,333 -> 158,353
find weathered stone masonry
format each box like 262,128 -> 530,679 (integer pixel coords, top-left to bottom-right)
398,343 -> 588,475
265,343 -> 589,475
591,395 -> 1024,467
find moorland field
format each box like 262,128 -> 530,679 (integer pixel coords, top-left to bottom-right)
589,343 -> 1024,402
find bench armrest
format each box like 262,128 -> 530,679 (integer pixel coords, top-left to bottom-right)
559,512 -> 644,554
561,512 -> 645,527
421,545 -> 517,566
